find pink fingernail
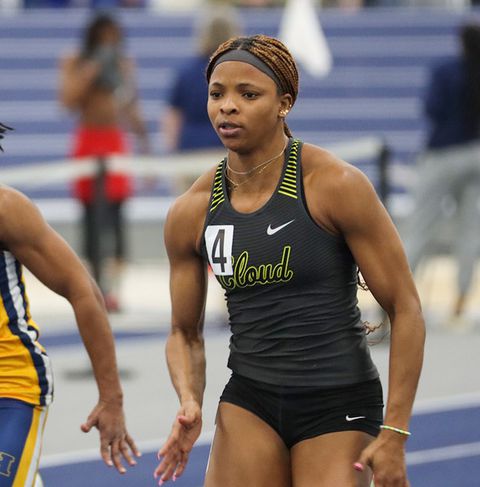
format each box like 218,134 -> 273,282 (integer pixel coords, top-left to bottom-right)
353,462 -> 364,472
158,480 -> 164,486
173,474 -> 177,482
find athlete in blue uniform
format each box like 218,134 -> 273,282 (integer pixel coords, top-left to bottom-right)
0,123 -> 139,486
154,36 -> 425,487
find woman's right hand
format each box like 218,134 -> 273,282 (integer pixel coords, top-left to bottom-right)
154,400 -> 203,484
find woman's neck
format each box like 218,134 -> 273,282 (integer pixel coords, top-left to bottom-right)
227,135 -> 289,172
225,136 -> 289,195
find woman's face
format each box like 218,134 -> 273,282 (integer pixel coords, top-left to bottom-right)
207,60 -> 291,152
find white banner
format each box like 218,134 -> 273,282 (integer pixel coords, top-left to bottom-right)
279,0 -> 333,78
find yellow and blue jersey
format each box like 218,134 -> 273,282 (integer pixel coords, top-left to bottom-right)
0,251 -> 53,407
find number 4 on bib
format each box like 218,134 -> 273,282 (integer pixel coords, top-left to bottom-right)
205,225 -> 234,275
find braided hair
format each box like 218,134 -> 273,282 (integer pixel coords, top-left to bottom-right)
0,122 -> 13,152
206,34 -> 299,137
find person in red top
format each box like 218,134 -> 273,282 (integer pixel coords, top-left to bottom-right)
59,12 -> 149,312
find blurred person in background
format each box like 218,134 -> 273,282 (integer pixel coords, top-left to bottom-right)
161,5 -> 241,153
161,5 -> 241,198
0,123 -> 139,487
59,12 -> 149,312
402,21 -> 480,327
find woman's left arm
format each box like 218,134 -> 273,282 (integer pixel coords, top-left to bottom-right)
121,58 -> 150,154
327,164 -> 426,486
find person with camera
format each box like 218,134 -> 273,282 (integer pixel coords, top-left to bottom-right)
59,12 -> 149,312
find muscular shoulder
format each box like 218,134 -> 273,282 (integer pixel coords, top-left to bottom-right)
303,143 -> 372,194
301,143 -> 377,233
0,185 -> 31,216
168,173 -> 212,224
0,186 -> 43,244
164,166 -> 218,254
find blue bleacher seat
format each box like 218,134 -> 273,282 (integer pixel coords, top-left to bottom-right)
0,6 -> 475,200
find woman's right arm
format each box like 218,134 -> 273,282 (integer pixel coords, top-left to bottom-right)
58,54 -> 99,110
165,193 -> 208,408
155,191 -> 209,483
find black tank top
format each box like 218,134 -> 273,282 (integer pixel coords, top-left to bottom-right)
201,139 -> 378,387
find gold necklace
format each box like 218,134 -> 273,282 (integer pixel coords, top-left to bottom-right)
225,147 -> 285,191
226,141 -> 288,176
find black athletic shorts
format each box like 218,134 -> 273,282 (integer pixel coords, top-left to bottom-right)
220,373 -> 384,448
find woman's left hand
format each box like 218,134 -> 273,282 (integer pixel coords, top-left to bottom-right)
354,431 -> 410,487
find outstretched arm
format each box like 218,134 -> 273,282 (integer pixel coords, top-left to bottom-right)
0,187 -> 139,474
154,191 -> 209,483
322,164 -> 425,486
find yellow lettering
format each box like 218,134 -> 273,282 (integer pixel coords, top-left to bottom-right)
216,246 -> 294,290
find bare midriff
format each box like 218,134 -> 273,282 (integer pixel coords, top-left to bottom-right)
78,88 -> 122,127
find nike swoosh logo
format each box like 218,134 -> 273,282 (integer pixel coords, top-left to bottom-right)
267,219 -> 295,236
345,415 -> 366,422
